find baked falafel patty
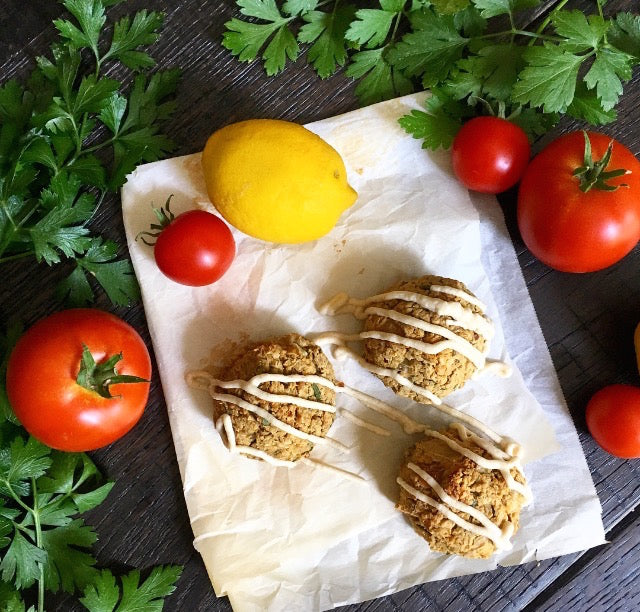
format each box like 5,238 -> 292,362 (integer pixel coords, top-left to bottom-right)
362,275 -> 492,401
396,428 -> 526,559
213,333 -> 337,463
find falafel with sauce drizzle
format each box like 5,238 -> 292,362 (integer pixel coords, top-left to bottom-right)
187,333 -> 343,464
396,426 -> 528,558
319,275 -> 508,403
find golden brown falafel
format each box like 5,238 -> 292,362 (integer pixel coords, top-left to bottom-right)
396,427 -> 526,559
213,333 -> 337,462
362,275 -> 491,401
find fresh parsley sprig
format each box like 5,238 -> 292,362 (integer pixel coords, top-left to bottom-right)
0,428 -> 182,612
223,0 -> 640,147
79,565 -> 183,612
0,0 -> 179,306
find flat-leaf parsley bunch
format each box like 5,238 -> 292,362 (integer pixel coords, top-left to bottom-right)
0,425 -> 182,611
223,0 -> 640,147
0,0 -> 179,306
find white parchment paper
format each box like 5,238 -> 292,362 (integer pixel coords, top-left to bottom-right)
121,94 -> 605,611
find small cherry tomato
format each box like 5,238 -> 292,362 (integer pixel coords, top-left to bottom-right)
517,131 -> 640,272
585,384 -> 640,459
6,309 -> 151,451
138,197 -> 236,286
451,116 -> 530,194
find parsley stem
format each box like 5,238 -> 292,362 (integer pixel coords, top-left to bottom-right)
390,10 -> 402,44
531,0 -> 571,44
0,476 -> 46,611
31,477 -> 45,612
477,29 -> 561,43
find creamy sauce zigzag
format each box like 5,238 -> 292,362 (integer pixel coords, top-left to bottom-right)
340,382 -> 530,549
186,370 -> 348,455
314,284 -> 529,549
319,288 -> 510,383
187,281 -> 530,550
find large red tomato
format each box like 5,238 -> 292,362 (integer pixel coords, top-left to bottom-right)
6,309 -> 151,451
517,131 -> 640,272
451,116 -> 530,194
586,384 -> 640,459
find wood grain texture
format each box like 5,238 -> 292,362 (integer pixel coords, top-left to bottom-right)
1,1 -> 640,611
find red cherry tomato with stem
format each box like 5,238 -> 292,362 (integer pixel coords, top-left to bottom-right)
517,131 -> 640,272
6,309 -> 151,451
451,116 -> 530,194
585,384 -> 640,459
138,196 -> 236,286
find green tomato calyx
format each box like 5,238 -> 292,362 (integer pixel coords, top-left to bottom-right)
135,194 -> 176,246
573,131 -> 630,193
77,344 -> 148,399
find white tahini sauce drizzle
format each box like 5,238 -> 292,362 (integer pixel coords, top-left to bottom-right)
186,370 -> 347,452
429,284 -> 487,312
338,408 -> 391,436
312,325 -> 532,547
212,414 -> 365,487
341,386 -> 533,547
318,286 -> 513,386
216,413 -> 296,467
319,289 -> 495,339
312,334 -> 443,406
402,462 -> 514,549
363,306 -> 485,367
340,383 -> 529,495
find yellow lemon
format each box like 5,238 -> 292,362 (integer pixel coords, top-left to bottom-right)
201,119 -> 357,243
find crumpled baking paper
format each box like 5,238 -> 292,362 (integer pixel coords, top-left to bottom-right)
120,94 -> 605,612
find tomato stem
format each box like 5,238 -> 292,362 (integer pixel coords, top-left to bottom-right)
77,344 -> 148,399
572,131 -> 630,193
135,194 -> 176,246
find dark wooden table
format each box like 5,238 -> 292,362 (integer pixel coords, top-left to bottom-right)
2,1 -> 640,610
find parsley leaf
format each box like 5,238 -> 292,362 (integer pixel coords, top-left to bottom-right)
567,86 -> 618,124
58,238 -> 140,307
472,0 -> 539,19
609,12 -> 640,59
0,437 -> 52,499
299,5 -> 356,78
224,0 -> 640,151
101,10 -> 164,69
387,9 -> 468,87
222,0 -> 298,75
0,580 -> 24,612
283,0 -> 319,16
347,49 -> 413,106
0,0 -> 177,306
584,47 -> 633,111
41,519 -> 99,594
0,529 -> 48,590
0,321 -> 22,426
512,44 -> 583,113
398,90 -> 471,149
80,566 -> 183,612
552,10 -> 608,49
346,8 -> 397,49
54,0 -> 107,54
0,425 -> 183,610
